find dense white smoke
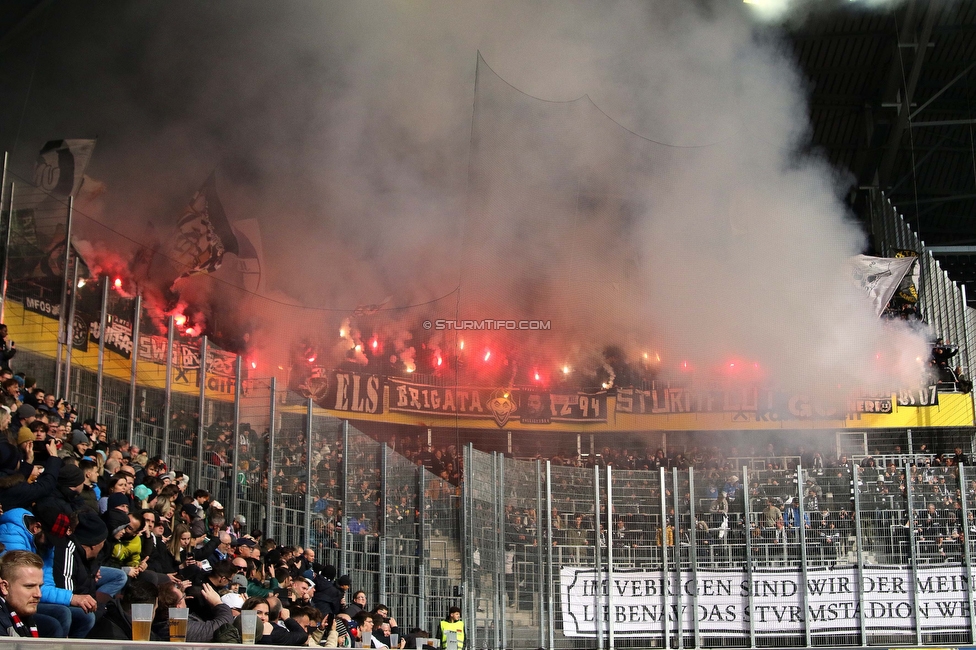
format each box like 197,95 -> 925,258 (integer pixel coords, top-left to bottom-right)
0,0 -> 930,395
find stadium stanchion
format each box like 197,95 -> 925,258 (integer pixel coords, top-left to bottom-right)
545,458 -> 555,650
195,335 -> 209,489
266,376 -> 277,540
161,314 -> 174,465
960,463 -> 976,644
593,464 -> 604,650
904,460 -> 923,646
54,196 -> 72,396
304,397 -> 313,548
489,452 -> 499,650
62,256 -> 79,403
127,293 -> 141,445
95,276 -> 109,421
659,466 -> 669,649
606,464 -> 615,650
741,465 -> 756,649
851,459 -> 868,646
796,465 -> 812,648
230,355 -> 242,523
341,418 -> 350,574
672,466 -> 683,650
688,467 -> 701,649
379,442 -> 389,601
536,458 -> 545,650
0,181 -> 15,325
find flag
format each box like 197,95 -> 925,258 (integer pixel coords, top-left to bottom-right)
8,139 -> 97,283
850,255 -> 916,317
33,139 -> 96,199
169,172 -> 239,280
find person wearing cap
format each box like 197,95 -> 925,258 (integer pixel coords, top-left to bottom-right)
231,513 -> 246,537
234,535 -> 260,561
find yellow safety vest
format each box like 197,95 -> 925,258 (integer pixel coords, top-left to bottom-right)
440,620 -> 465,650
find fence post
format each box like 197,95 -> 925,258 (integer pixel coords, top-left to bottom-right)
127,294 -> 141,445
62,259 -> 79,403
606,464 -> 615,650
672,467 -> 683,649
195,335 -> 209,489
688,468 -> 701,648
851,459 -> 868,646
304,398 -> 313,549
660,467 -> 669,649
230,355 -> 242,523
94,276 -> 109,421
161,315 -> 175,465
546,459 -> 555,650
959,464 -> 975,643
266,376 -> 277,541
418,454 -> 428,634
379,442 -> 389,601
340,419 -> 349,575
796,466 -> 811,648
741,466 -> 756,648
536,459 -> 545,650
54,197 -> 73,396
904,462 -> 923,646
0,182 -> 15,324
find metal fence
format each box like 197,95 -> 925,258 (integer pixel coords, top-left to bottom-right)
463,444 -> 976,649
869,188 -> 974,373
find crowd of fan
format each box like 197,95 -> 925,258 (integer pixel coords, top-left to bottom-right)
0,366 -> 450,645
499,442 -> 976,576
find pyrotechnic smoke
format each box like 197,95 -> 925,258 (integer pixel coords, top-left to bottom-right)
0,0 -> 931,396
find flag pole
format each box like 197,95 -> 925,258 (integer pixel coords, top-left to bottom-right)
0,152 -> 8,324
62,259 -> 80,403
54,197 -> 73,397
0,183 -> 15,325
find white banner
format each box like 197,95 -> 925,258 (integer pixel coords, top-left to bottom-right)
560,566 -> 971,637
850,255 -> 916,317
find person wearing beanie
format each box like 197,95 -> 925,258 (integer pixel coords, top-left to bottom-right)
11,404 -> 34,432
68,431 -> 91,461
50,511 -> 127,604
107,512 -> 146,579
106,493 -> 130,514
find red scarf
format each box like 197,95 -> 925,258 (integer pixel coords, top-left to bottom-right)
10,611 -> 38,637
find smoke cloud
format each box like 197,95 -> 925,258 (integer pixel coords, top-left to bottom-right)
0,0 -> 930,396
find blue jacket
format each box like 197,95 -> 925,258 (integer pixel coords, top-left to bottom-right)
0,509 -> 74,606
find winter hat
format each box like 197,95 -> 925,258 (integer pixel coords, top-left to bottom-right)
70,431 -> 90,447
15,404 -> 35,419
133,484 -> 154,502
16,427 -> 33,446
107,493 -> 130,510
106,510 -> 130,537
57,463 -> 85,488
74,511 -> 108,547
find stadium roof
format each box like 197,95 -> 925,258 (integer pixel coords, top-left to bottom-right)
786,0 -> 976,303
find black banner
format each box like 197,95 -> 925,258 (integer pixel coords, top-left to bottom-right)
389,379 -> 606,427
299,369 -> 384,414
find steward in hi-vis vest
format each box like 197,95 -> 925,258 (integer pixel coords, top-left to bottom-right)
438,606 -> 464,650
